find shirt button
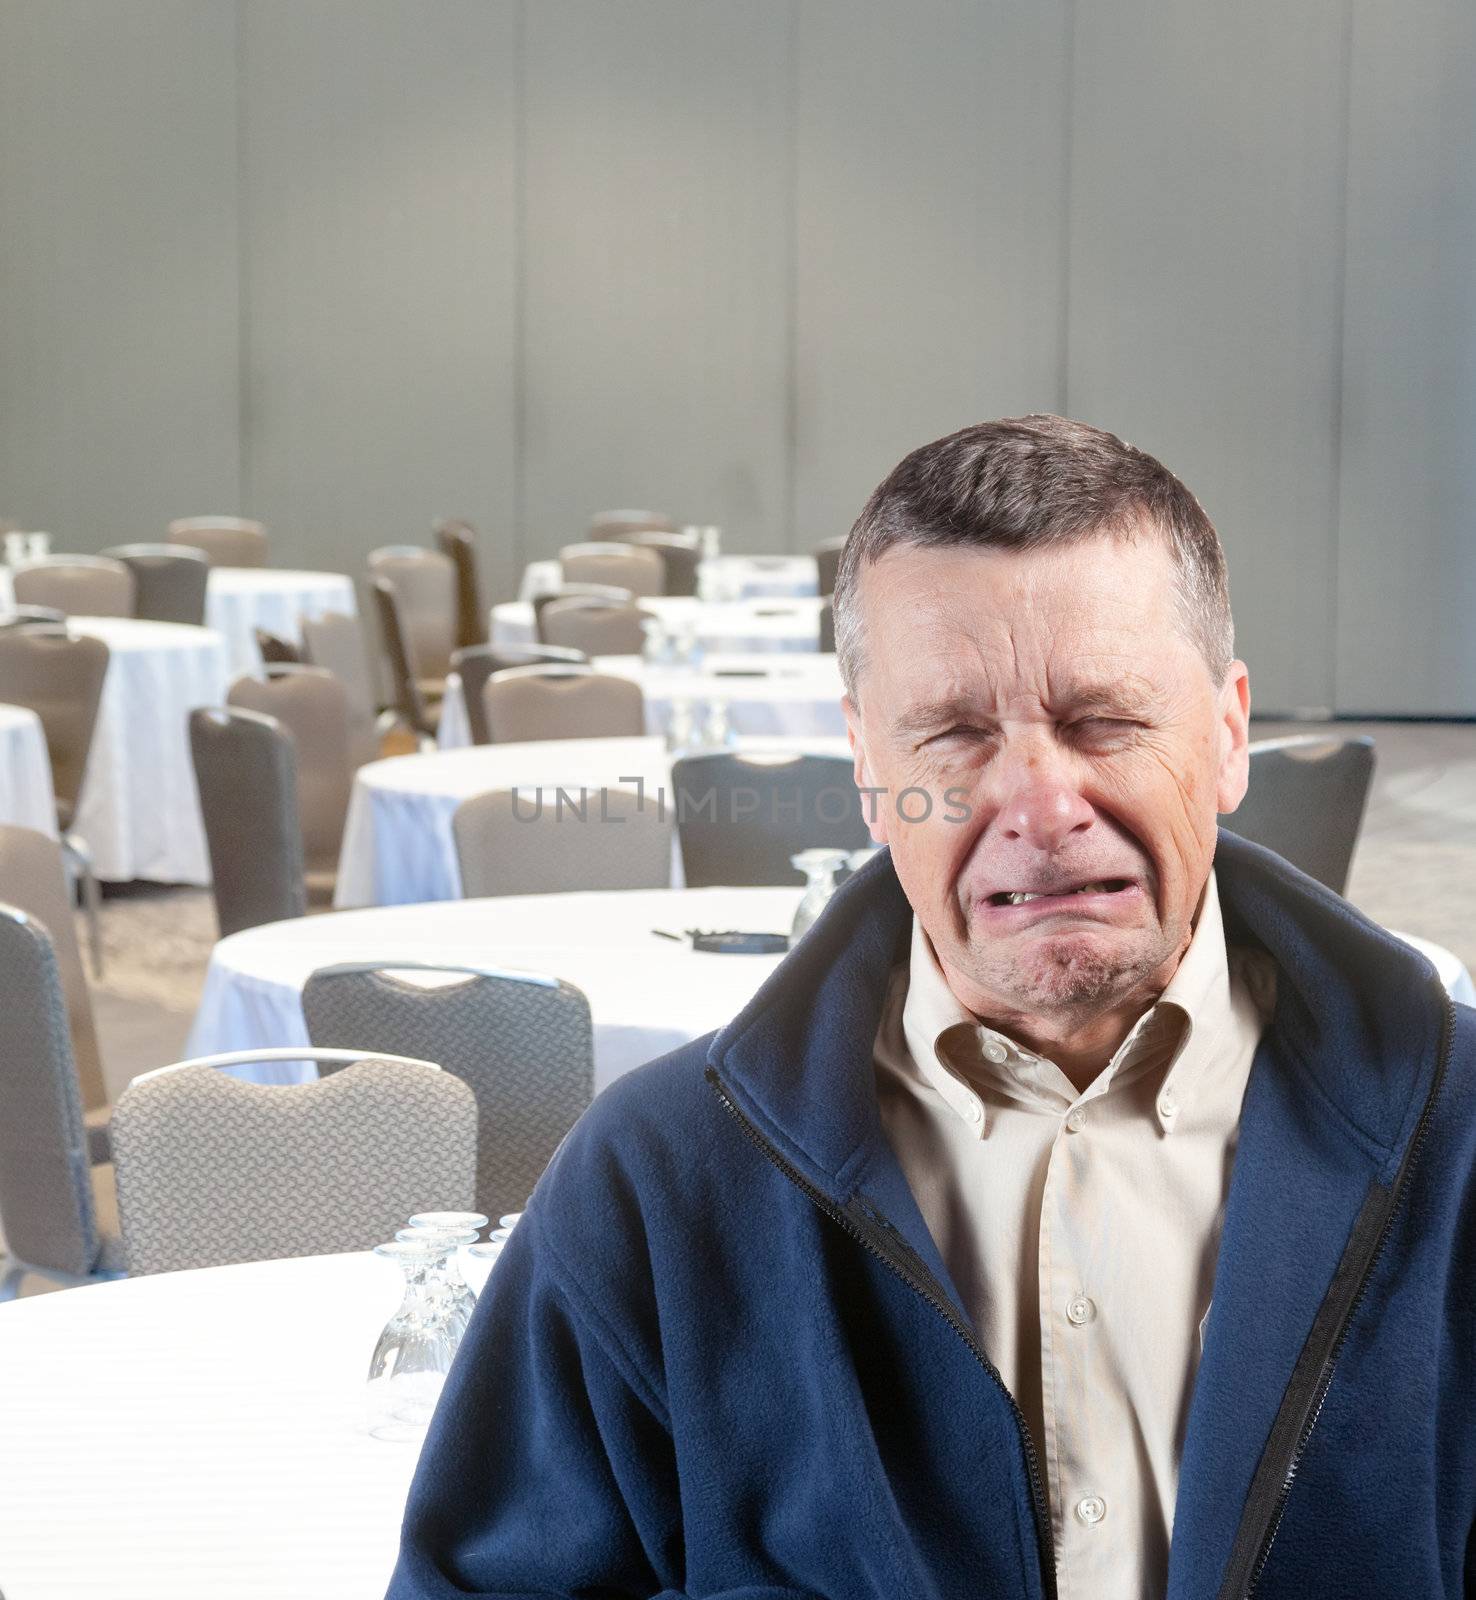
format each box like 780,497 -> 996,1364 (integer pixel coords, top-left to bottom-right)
1066,1295 -> 1095,1326
1075,1495 -> 1106,1526
983,1040 -> 1008,1065
1159,1090 -> 1178,1120
966,1101 -> 982,1124
1065,1108 -> 1085,1133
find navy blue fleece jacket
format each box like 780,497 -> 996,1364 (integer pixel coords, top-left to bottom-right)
386,832 -> 1476,1598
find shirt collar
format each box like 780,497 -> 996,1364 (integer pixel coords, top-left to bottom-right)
900,870 -> 1234,1138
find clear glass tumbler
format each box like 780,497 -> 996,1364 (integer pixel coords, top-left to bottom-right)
790,848 -> 852,941
366,1238 -> 466,1442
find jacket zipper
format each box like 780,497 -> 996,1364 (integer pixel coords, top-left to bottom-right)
705,1065 -> 1058,1600
1222,987 -> 1456,1598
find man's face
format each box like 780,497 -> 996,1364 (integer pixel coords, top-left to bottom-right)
844,534 -> 1250,1025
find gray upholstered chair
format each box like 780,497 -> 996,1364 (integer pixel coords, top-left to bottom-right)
111,1049 -> 475,1275
434,519 -> 488,650
559,542 -> 665,598
301,609 -> 381,768
538,597 -> 651,657
227,666 -> 353,899
814,537 -> 846,599
588,509 -> 676,541
0,628 -> 111,973
452,785 -> 672,898
370,577 -> 438,744
450,644 -> 586,745
253,627 -> 302,665
302,963 -> 593,1217
102,543 -> 209,625
819,597 -> 835,654
12,555 -> 135,618
622,530 -> 701,596
166,516 -> 268,568
0,905 -> 124,1297
673,751 -> 869,886
530,583 -> 634,641
0,826 -> 110,1163
189,706 -> 307,936
483,664 -> 645,743
368,544 -> 456,690
1220,735 -> 1377,895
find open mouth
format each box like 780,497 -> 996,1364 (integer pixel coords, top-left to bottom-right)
986,878 -> 1134,907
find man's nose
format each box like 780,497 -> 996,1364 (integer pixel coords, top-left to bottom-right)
995,773 -> 1097,853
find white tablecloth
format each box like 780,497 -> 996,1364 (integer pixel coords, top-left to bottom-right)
0,1250 -> 419,1599
335,734 -> 850,908
491,594 -> 825,655
517,553 -> 818,604
70,617 -> 229,883
206,567 -> 358,678
439,653 -> 846,749
0,701 -> 58,836
187,885 -> 799,1088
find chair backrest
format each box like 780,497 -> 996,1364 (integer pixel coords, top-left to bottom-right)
226,667 -> 354,876
0,906 -> 102,1276
111,1054 -> 476,1274
434,520 -> 488,650
539,596 -> 651,656
101,543 -> 209,625
301,610 -> 380,766
814,537 -> 847,599
450,644 -> 587,745
588,509 -> 676,541
483,665 -> 645,743
452,785 -> 673,898
302,964 -> 593,1217
254,627 -> 302,664
621,530 -> 701,596
559,542 -> 665,598
530,583 -> 634,638
367,545 -> 456,682
0,629 -> 111,818
166,517 -> 268,568
0,826 -> 105,1114
819,597 -> 835,654
672,751 -> 869,886
369,577 -> 434,738
189,706 -> 307,935
1220,735 -> 1376,894
12,555 -> 135,618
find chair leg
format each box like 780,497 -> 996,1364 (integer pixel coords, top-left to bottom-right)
63,833 -> 105,979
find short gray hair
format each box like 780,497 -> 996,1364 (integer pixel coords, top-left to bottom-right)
833,414 -> 1234,696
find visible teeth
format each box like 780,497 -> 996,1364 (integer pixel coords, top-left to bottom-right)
1004,880 -> 1113,906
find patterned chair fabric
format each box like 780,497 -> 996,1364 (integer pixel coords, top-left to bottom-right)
302,964 -> 594,1217
0,906 -> 121,1282
102,543 -> 209,626
450,644 -> 587,745
166,517 -> 268,568
452,785 -> 672,898
537,598 -> 651,658
111,1057 -> 477,1275
483,665 -> 645,743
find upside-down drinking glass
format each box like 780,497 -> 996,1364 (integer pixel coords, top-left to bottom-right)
366,1238 -> 465,1442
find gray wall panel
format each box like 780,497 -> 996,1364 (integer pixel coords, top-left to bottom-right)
519,0 -> 792,556
0,1 -> 241,547
792,0 -> 1070,548
239,0 -> 518,594
1334,0 -> 1476,714
1066,2 -> 1349,715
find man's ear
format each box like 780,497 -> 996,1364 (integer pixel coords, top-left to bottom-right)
843,695 -> 889,845
1214,661 -> 1252,815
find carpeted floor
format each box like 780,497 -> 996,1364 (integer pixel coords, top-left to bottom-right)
79,719 -> 1476,1097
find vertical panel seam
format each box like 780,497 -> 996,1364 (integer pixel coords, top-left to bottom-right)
1058,0 -> 1077,416
784,0 -> 801,551
235,0 -> 250,514
1329,0 -> 1355,712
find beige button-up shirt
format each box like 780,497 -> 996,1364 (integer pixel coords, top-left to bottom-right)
873,872 -> 1274,1600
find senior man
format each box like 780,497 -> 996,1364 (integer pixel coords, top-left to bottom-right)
388,417 -> 1475,1600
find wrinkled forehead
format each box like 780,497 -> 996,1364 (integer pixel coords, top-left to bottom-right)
848,536 -> 1202,712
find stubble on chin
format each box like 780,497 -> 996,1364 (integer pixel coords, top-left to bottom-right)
967,929 -> 1172,1019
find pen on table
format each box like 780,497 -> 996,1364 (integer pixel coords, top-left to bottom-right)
652,928 -> 685,942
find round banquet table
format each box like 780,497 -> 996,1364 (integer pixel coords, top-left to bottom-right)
491,594 -> 825,655
205,566 -> 359,677
0,701 -> 58,835
334,733 -> 850,909
0,1250 -> 419,1599
69,616 -> 230,883
437,652 -> 847,750
186,884 -> 800,1087
517,553 -> 818,604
